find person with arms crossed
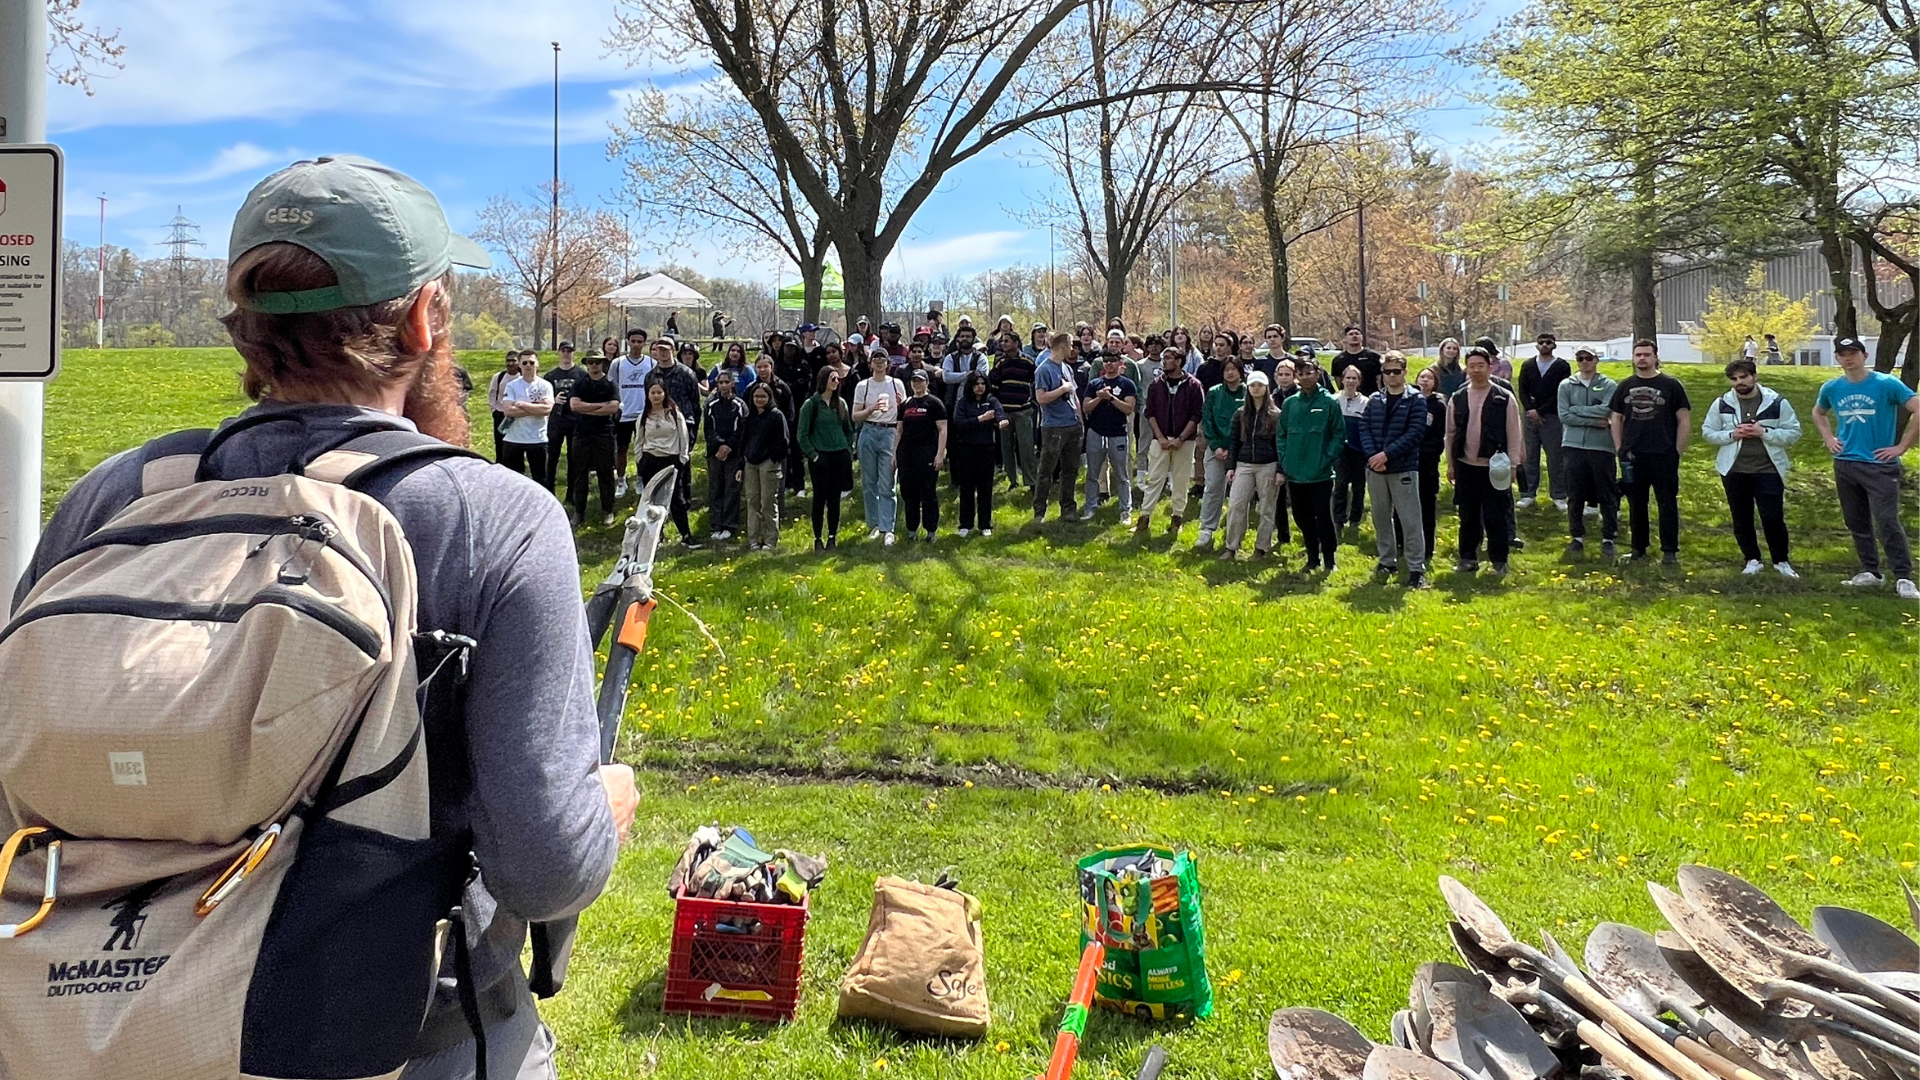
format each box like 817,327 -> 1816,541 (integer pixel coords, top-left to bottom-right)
986,331 -> 1038,489
797,366 -> 856,550
1330,322 -> 1383,396
1515,331 -> 1571,510
1196,357 -> 1248,549
611,330 -> 654,498
704,371 -> 748,543
738,381 -> 791,551
568,351 -> 623,526
1701,357 -> 1802,577
1031,332 -> 1086,522
896,369 -> 950,541
543,341 -> 587,495
499,352 -> 554,487
1608,339 -> 1692,566
11,154 -> 636,1079
1221,370 -> 1284,560
1812,336 -> 1919,597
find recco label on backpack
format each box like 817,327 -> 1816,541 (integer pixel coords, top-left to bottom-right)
108,752 -> 147,786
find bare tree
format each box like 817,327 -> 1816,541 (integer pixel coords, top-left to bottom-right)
1036,0 -> 1228,318
471,183 -> 629,347
48,0 -> 125,95
608,85 -> 834,321
1219,0 -> 1455,327
608,0 -> 1264,324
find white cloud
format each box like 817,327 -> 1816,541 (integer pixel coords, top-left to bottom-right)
48,0 -> 673,132
885,231 -> 1030,280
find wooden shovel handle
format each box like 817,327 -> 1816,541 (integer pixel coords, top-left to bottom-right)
1671,1029 -> 1774,1080
1576,1018 -> 1679,1080
1561,974 -> 1723,1080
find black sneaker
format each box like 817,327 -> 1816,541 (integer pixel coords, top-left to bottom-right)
1565,539 -> 1584,555
680,537 -> 703,550
814,537 -> 825,551
1601,540 -> 1618,558
1454,559 -> 1479,574
826,535 -> 838,549
1628,549 -> 1648,562
1374,562 -> 1396,576
1509,536 -> 1527,551
1491,562 -> 1509,578
1662,551 -> 1680,567
1407,571 -> 1430,589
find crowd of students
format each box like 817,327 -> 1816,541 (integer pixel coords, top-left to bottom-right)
480,316 -> 1919,595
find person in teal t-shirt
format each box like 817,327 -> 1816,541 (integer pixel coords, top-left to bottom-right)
1813,337 -> 1919,596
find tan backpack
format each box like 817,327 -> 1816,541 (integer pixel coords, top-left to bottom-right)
838,875 -> 990,1038
0,418 -> 480,1080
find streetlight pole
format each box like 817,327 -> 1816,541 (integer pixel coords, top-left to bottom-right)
97,195 -> 107,349
1049,225 -> 1056,329
550,41 -> 561,351
0,0 -> 49,597
1354,95 -> 1368,344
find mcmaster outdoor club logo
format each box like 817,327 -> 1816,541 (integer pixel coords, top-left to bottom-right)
42,881 -> 173,998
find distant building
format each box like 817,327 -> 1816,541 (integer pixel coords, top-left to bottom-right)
1657,241 -> 1912,366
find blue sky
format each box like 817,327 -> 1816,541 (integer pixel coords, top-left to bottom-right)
48,0 -> 1520,288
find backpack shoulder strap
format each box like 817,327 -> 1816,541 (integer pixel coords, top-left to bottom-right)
138,429 -> 217,496
306,430 -> 485,490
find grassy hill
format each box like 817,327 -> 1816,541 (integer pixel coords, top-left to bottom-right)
39,347 -> 1918,1080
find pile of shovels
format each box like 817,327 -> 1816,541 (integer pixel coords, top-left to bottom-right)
1270,867 -> 1919,1080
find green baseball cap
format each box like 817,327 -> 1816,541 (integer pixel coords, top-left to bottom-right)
228,154 -> 490,314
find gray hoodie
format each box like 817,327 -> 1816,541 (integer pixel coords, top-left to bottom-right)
13,402 -> 617,1015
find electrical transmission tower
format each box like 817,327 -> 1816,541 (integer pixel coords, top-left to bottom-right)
158,206 -> 204,325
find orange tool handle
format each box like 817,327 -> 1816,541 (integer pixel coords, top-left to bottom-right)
1040,940 -> 1106,1080
616,598 -> 656,653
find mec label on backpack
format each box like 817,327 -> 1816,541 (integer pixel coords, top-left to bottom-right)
0,429 -> 472,1080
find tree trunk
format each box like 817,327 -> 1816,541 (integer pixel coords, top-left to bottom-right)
1257,185 -> 1292,328
799,249 -> 826,325
530,298 -> 547,350
1818,228 -> 1858,340
1629,248 -> 1656,344
840,251 -> 883,331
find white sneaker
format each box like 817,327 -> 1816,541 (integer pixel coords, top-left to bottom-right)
957,528 -> 971,538
1774,562 -> 1798,579
1120,512 -> 1133,527
1900,579 -> 1920,600
868,529 -> 882,540
603,513 -> 620,526
1843,571 -> 1886,587
616,476 -> 630,498
1194,531 -> 1214,550
1584,505 -> 1600,517
1516,496 -> 1536,508
713,530 -> 733,541
883,532 -> 896,546
1553,499 -> 1569,512
1742,559 -> 1764,576
982,528 -> 993,537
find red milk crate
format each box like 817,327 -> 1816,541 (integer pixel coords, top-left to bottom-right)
662,890 -> 810,1022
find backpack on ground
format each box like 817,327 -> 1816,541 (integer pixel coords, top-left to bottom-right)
0,414 -> 479,1080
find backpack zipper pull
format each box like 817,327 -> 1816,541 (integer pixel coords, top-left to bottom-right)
277,518 -> 337,586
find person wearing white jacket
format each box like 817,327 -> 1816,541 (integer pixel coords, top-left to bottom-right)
1701,358 -> 1802,577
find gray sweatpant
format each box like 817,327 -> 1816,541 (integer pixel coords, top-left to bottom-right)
1368,468 -> 1426,573
1834,458 -> 1913,579
1199,450 -> 1232,536
403,991 -> 556,1080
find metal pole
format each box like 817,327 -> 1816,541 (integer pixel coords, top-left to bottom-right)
97,195 -> 106,348
550,41 -> 561,350
1354,98 -> 1367,343
1168,221 -> 1177,328
1049,225 -> 1056,328
0,0 -> 49,599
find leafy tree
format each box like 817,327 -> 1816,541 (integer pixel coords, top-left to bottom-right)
124,323 -> 175,349
1686,264 -> 1820,362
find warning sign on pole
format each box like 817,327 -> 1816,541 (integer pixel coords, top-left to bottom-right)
0,145 -> 62,380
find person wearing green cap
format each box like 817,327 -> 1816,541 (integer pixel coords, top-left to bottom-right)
11,156 -> 635,1079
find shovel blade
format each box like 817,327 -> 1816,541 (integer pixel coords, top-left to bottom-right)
1811,906 -> 1920,977
1426,978 -> 1562,1080
1269,1007 -> 1375,1080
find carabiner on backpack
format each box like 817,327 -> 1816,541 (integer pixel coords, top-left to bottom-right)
196,823 -> 281,917
0,827 -> 62,938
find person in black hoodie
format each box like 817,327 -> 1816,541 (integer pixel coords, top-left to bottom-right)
896,370 -> 949,541
1515,331 -> 1572,509
1413,366 -> 1448,567
754,354 -> 802,506
704,372 -> 748,541
950,370 -> 1007,536
739,381 -> 791,551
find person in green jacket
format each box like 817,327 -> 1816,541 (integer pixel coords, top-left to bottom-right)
797,366 -> 856,549
1196,359 -> 1248,549
1278,359 -> 1346,572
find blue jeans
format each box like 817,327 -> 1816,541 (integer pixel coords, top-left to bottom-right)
858,423 -> 898,533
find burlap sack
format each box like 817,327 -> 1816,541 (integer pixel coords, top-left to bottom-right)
837,876 -> 989,1037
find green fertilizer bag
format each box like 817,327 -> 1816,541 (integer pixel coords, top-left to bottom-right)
1076,846 -> 1213,1020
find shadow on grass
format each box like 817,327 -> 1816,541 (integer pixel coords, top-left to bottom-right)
618,969 -> 791,1039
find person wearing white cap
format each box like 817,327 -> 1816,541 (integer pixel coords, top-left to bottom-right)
1221,370 -> 1283,558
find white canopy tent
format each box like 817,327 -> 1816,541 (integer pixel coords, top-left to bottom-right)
600,273 -> 711,309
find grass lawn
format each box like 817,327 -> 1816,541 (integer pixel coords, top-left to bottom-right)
41,347 -> 1919,1079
